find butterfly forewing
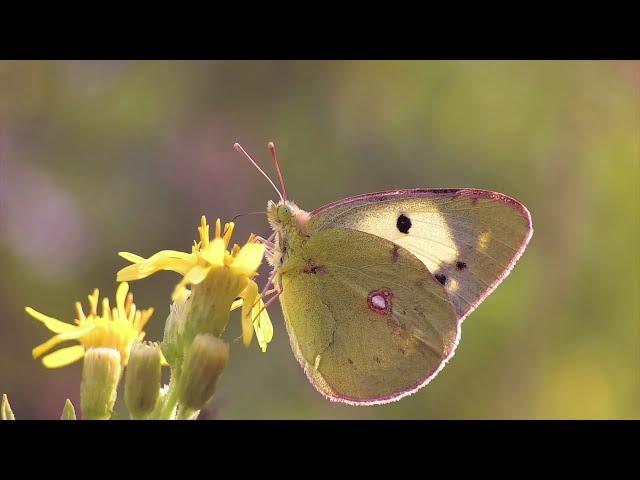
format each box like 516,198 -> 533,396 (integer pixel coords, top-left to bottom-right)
309,189 -> 533,320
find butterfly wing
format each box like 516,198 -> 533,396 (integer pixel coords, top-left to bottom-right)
279,228 -> 458,404
309,189 -> 533,321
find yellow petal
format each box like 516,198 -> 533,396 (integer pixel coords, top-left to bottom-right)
199,216 -> 210,247
200,238 -> 225,267
173,287 -> 191,304
252,296 -> 273,352
230,298 -> 243,311
25,307 -> 76,334
125,292 -> 134,313
171,284 -> 190,303
223,222 -> 235,248
257,309 -> 273,344
75,302 -> 86,322
118,252 -> 146,264
101,297 -> 111,320
239,282 -> 258,347
135,308 -> 154,331
32,326 -> 95,359
183,265 -> 210,286
41,345 -> 85,368
116,282 -> 129,320
255,322 -> 265,350
231,243 -> 265,275
88,289 -> 100,315
117,250 -> 195,281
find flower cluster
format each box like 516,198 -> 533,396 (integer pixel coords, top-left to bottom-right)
26,282 -> 152,368
118,216 -> 272,351
19,215 -> 272,420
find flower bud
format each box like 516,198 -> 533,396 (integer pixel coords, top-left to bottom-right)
60,399 -> 77,420
80,347 -> 122,420
1,394 -> 15,420
161,298 -> 188,367
178,334 -> 229,411
125,342 -> 162,419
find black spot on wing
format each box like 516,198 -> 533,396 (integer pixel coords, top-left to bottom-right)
434,273 -> 447,285
456,261 -> 467,270
396,214 -> 411,234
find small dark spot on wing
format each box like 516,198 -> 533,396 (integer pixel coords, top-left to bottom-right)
391,244 -> 399,263
303,260 -> 326,274
456,261 -> 467,270
435,273 -> 447,285
396,214 -> 412,234
347,358 -> 353,365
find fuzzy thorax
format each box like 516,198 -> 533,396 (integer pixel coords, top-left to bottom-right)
266,200 -> 311,270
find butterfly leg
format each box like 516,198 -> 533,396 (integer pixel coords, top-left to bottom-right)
253,233 -> 276,249
260,267 -> 279,297
253,233 -> 277,262
250,281 -> 283,324
253,287 -> 282,320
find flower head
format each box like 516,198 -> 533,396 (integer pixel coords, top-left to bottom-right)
117,216 -> 273,351
26,282 -> 153,368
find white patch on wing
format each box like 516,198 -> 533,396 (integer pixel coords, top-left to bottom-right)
346,201 -> 459,275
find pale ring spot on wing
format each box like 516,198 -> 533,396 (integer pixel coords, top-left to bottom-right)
367,288 -> 393,315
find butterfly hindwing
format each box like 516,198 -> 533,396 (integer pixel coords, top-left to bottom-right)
309,189 -> 533,320
279,228 -> 458,404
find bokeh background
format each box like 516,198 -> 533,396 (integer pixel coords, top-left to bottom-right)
0,61 -> 637,419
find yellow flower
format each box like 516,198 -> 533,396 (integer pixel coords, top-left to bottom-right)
117,216 -> 273,352
26,283 -> 153,368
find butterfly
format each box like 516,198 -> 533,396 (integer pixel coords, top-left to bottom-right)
235,142 -> 533,405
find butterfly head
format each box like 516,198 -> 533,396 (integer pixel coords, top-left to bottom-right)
267,199 -> 309,232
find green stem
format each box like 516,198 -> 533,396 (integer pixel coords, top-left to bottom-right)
176,406 -> 199,420
158,373 -> 181,420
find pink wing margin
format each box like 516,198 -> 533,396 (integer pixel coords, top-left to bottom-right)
296,188 -> 534,406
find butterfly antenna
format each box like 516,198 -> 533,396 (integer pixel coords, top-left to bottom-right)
232,211 -> 268,222
268,141 -> 287,201
233,142 -> 284,202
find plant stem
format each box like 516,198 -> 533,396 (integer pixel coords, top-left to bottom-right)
158,373 -> 181,420
176,406 -> 199,420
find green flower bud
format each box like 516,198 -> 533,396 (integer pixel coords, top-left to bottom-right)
178,334 -> 229,411
162,299 -> 188,367
80,347 -> 122,420
1,394 -> 15,420
125,342 -> 162,419
60,399 -> 77,420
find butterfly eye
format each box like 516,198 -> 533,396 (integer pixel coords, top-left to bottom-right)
277,205 -> 292,222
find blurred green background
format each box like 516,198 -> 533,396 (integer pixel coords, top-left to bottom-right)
0,61 -> 637,419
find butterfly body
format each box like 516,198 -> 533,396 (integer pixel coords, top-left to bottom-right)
264,188 -> 532,405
